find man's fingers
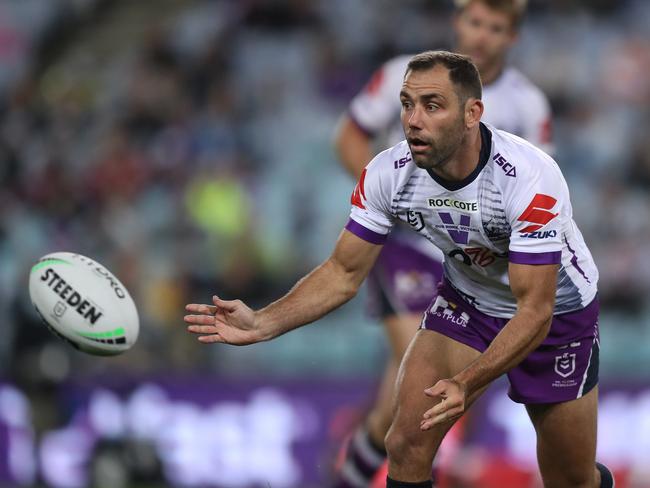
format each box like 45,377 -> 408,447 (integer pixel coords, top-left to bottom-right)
423,400 -> 447,420
186,325 -> 219,334
198,334 -> 225,344
184,314 -> 217,326
424,396 -> 460,417
421,379 -> 466,430
185,303 -> 217,315
420,406 -> 464,430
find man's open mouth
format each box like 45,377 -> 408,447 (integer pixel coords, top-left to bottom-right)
408,138 -> 430,152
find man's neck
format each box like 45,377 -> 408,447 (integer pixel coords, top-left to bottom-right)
430,126 -> 483,182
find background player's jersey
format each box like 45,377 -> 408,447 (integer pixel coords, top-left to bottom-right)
347,124 -> 598,318
349,55 -> 553,153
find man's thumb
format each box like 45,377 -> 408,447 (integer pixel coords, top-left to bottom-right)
424,381 -> 444,397
213,295 -> 238,312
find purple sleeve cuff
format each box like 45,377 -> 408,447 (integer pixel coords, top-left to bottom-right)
509,250 -> 561,265
345,218 -> 388,245
348,111 -> 376,138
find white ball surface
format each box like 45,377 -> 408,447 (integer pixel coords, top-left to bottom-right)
28,252 -> 139,356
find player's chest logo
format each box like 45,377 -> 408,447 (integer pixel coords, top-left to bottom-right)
406,210 -> 425,231
554,352 -> 576,378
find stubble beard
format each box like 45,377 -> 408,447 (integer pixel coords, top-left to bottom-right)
411,118 -> 467,171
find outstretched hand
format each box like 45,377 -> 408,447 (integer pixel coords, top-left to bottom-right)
420,378 -> 468,431
184,296 -> 263,346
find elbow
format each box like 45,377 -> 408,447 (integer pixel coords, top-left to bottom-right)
324,258 -> 362,304
342,281 -> 360,303
540,301 -> 554,324
339,267 -> 365,303
519,302 -> 553,342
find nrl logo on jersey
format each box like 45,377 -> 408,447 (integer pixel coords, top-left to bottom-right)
427,198 -> 478,212
406,211 -> 425,231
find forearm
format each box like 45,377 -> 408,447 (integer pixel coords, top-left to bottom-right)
454,307 -> 552,396
254,258 -> 360,340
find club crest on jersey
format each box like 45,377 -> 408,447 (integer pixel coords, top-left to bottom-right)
407,211 -> 425,231
351,169 -> 367,209
517,193 -> 559,233
554,352 -> 576,378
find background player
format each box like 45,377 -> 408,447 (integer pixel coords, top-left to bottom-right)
184,50 -> 614,488
332,1 -> 552,484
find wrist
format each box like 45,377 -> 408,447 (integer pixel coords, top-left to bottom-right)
451,374 -> 471,397
253,310 -> 274,342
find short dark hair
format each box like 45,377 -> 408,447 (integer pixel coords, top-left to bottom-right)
405,50 -> 482,103
455,0 -> 527,30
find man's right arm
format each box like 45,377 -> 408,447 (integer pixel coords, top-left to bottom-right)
184,229 -> 383,345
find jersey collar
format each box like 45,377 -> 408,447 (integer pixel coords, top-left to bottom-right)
426,122 -> 492,191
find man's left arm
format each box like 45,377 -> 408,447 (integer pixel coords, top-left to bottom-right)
420,262 -> 558,429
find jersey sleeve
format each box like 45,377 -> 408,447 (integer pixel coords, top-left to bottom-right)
506,163 -> 566,265
346,159 -> 395,244
348,56 -> 409,136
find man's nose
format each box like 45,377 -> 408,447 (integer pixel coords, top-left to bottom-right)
408,106 -> 424,129
474,25 -> 491,45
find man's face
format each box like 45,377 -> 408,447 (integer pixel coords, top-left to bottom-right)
400,66 -> 468,170
454,1 -> 517,74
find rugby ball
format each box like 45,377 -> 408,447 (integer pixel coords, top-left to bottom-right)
28,252 -> 139,356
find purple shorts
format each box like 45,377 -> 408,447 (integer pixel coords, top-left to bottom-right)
366,232 -> 443,319
421,280 -> 600,404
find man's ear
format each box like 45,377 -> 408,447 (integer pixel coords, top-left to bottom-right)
466,98 -> 484,128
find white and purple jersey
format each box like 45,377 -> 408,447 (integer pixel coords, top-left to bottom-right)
347,123 -> 598,318
349,55 -> 553,153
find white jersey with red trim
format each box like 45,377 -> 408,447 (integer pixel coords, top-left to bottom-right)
349,55 -> 553,153
347,124 -> 598,318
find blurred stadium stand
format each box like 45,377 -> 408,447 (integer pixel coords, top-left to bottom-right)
0,0 -> 648,486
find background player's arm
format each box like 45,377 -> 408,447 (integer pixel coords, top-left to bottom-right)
520,89 -> 554,153
334,57 -> 407,179
184,230 -> 382,345
421,262 -> 558,428
334,115 -> 374,179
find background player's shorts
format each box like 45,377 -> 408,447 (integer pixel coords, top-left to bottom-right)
421,279 -> 600,404
366,230 -> 443,319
